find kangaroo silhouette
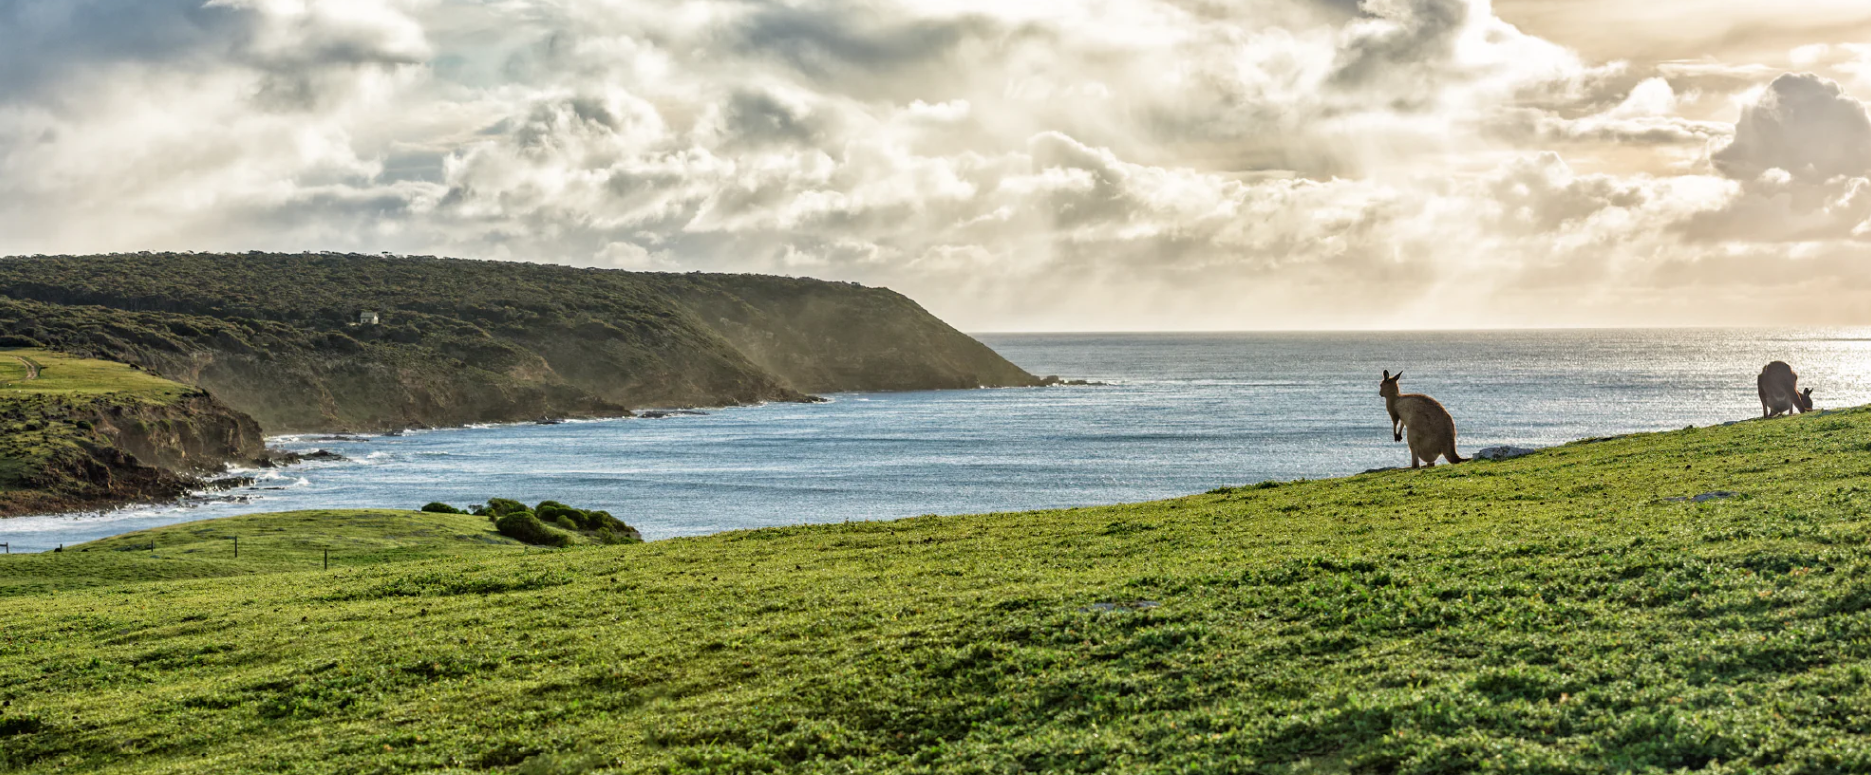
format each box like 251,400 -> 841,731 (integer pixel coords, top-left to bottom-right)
1758,361 -> 1812,418
1379,370 -> 1465,468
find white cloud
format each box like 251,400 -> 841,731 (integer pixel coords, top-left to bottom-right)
1713,73 -> 1871,182
2,0 -> 1870,329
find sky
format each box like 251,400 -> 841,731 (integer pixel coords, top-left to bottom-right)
4,1 -> 1871,331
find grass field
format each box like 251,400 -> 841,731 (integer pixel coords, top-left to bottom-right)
0,355 -> 31,383
0,348 -> 190,398
0,509 -> 526,595
6,409 -> 1871,773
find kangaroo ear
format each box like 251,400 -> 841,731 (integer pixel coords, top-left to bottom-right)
1394,371 -> 1403,381
1382,369 -> 1390,379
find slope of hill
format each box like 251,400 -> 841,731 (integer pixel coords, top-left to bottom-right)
0,253 -> 1041,432
0,509 -> 524,594
4,410 -> 1868,772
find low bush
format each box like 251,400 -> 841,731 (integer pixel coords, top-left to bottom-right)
535,500 -> 581,524
460,498 -> 644,545
420,502 -> 464,514
478,498 -> 531,518
536,500 -> 642,543
493,511 -> 572,548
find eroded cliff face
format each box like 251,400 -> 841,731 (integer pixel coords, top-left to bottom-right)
0,394 -> 269,518
0,442 -> 196,518
116,348 -> 652,434
85,394 -> 267,474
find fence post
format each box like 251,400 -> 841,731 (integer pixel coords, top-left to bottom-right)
233,536 -> 239,559
1,542 -> 7,554
324,548 -> 329,570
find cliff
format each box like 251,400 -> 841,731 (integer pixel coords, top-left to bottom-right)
0,253 -> 1041,432
657,273 -> 1039,392
0,350 -> 268,518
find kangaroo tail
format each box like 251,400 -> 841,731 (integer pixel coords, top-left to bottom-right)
1447,445 -> 1466,464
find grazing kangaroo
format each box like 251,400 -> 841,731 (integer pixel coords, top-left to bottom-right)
1758,361 -> 1813,418
1379,370 -> 1466,468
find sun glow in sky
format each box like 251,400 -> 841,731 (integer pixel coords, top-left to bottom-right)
5,0 -> 1871,331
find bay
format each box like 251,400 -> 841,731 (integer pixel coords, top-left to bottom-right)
5,328 -> 1869,552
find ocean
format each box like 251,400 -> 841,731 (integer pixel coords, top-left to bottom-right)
5,329 -> 1868,552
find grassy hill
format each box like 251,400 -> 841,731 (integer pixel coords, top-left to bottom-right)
0,509 -> 526,595
0,348 -> 264,517
6,409 -> 1871,772
0,253 -> 1041,432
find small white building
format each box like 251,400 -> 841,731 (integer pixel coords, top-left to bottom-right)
358,311 -> 380,326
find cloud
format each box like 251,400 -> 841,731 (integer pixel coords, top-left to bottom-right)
3,0 -> 1871,329
1498,77 -> 1733,146
1712,73 -> 1871,181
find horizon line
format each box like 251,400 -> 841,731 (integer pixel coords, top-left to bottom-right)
966,324 -> 1871,336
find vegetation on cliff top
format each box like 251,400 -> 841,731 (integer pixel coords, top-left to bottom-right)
0,348 -> 261,517
6,409 -> 1871,772
0,253 -> 1040,432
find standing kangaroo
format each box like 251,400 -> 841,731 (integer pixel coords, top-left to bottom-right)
1758,361 -> 1813,418
1379,370 -> 1465,468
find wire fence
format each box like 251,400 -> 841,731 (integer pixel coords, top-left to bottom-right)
28,538 -> 337,568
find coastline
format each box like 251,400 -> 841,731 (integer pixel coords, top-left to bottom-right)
7,405 -> 1864,770
0,387 -> 1793,554
9,324 -> 1859,551
0,384 -> 1099,548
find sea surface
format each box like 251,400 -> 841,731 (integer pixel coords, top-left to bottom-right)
7,329 -> 1871,552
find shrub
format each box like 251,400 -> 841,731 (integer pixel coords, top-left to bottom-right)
585,511 -> 643,544
478,498 -> 531,518
479,497 -> 642,544
535,500 -> 581,523
494,512 -> 572,548
420,502 -> 463,514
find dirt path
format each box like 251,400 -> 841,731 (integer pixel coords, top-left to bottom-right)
12,355 -> 38,382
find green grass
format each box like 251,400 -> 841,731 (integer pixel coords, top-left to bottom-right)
0,356 -> 29,382
0,510 -> 526,595
0,348 -> 189,398
7,410 -> 1871,772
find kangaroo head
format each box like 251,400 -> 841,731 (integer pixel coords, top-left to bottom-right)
1379,369 -> 1402,399
1799,387 -> 1815,411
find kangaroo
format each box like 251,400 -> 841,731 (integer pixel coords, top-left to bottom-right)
1379,370 -> 1465,468
1758,361 -> 1813,418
